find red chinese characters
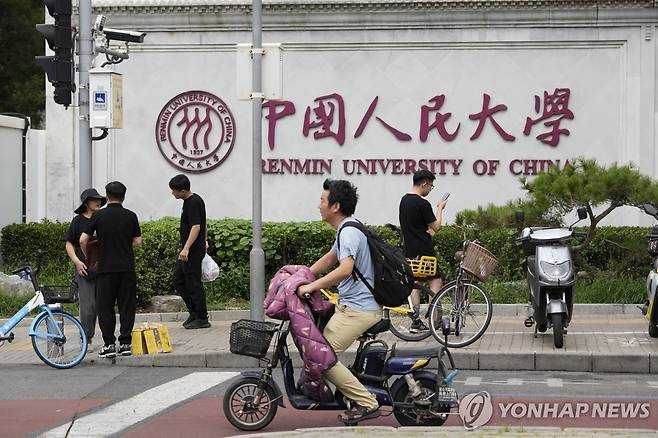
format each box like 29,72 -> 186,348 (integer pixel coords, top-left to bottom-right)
523,88 -> 574,147
303,93 -> 346,145
262,88 -> 573,149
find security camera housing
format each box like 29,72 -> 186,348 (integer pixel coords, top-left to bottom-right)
103,27 -> 146,43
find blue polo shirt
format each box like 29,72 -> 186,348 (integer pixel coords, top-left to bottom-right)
331,217 -> 381,311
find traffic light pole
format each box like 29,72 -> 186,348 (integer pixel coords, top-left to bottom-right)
78,0 -> 92,189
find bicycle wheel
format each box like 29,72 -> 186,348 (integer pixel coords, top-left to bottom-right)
385,285 -> 433,341
428,280 -> 492,348
31,310 -> 87,369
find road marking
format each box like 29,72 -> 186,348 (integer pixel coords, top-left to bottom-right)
648,381 -> 658,389
39,371 -> 238,438
546,378 -> 563,387
506,378 -> 523,386
485,331 -> 644,335
464,376 -> 482,386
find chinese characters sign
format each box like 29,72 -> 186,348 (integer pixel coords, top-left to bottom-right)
263,88 -> 573,149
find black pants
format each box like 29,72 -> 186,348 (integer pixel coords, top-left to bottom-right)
173,257 -> 208,320
96,271 -> 136,346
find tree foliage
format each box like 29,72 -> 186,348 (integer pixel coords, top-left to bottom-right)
0,0 -> 45,127
457,158 -> 658,250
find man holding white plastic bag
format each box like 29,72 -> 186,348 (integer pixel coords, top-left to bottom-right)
169,174 -> 212,329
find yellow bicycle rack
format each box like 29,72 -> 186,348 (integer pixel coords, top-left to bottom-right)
407,255 -> 437,278
319,288 -> 413,314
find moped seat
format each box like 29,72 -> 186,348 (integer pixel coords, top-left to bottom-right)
363,319 -> 391,336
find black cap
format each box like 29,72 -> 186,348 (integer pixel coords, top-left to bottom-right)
74,188 -> 106,214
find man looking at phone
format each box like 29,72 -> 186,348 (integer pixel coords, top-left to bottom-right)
399,169 -> 447,333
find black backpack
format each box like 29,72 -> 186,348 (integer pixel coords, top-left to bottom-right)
337,221 -> 414,307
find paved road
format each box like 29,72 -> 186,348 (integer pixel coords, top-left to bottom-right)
1,365 -> 657,437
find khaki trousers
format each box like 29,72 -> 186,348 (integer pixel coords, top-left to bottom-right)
323,304 -> 381,410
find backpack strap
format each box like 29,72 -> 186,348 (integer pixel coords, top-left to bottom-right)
336,221 -> 375,293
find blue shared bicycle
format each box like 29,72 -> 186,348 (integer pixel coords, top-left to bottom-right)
0,251 -> 87,369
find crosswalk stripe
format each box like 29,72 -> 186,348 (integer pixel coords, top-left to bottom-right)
39,371 -> 238,438
546,378 -> 563,387
464,376 -> 483,386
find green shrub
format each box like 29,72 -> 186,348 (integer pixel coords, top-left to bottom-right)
1,219 -> 653,309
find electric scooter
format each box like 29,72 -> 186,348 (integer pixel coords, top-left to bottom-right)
223,316 -> 459,431
516,207 -> 588,348
639,203 -> 658,338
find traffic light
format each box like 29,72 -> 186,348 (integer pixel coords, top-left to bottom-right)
35,0 -> 74,107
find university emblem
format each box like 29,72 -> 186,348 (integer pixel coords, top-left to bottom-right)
155,90 -> 236,173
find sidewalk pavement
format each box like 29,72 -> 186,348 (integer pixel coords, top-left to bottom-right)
1,304 -> 657,373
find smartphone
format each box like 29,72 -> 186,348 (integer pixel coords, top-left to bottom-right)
441,192 -> 451,202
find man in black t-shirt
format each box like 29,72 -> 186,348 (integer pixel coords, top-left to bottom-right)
81,181 -> 142,358
399,170 -> 447,332
169,174 -> 210,329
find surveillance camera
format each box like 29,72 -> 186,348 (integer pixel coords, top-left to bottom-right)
103,27 -> 146,44
94,15 -> 106,32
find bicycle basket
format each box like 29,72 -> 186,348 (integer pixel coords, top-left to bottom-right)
229,319 -> 279,359
460,241 -> 498,281
407,255 -> 437,278
41,285 -> 78,304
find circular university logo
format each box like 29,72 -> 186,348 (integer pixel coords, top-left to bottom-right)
459,391 -> 493,430
155,90 -> 236,173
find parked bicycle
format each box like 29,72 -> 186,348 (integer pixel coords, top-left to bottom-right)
0,251 -> 87,369
426,229 -> 497,348
376,224 -> 444,342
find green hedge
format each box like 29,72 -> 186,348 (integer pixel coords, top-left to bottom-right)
1,219 -> 653,307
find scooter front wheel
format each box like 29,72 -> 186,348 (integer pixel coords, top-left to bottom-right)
551,313 -> 564,348
649,323 -> 658,338
223,377 -> 278,431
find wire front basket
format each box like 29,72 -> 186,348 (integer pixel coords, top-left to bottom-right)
41,285 -> 78,304
229,319 -> 279,359
460,241 -> 498,282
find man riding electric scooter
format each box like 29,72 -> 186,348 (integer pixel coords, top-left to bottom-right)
296,179 -> 382,423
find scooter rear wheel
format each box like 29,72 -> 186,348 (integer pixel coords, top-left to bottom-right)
223,377 -> 278,431
393,377 -> 449,426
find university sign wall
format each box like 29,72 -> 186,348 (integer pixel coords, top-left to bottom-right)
155,90 -> 236,173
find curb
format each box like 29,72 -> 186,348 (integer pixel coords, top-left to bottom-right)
86,349 -> 658,374
0,304 -> 641,327
226,426 -> 658,438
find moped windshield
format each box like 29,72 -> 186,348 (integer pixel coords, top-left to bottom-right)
528,228 -> 573,241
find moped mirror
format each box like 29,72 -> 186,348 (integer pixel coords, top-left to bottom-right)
576,207 -> 588,220
515,211 -> 525,223
642,203 -> 658,217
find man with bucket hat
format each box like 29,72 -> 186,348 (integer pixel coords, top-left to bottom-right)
64,188 -> 106,352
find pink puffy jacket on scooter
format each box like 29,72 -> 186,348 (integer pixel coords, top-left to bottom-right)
264,265 -> 337,402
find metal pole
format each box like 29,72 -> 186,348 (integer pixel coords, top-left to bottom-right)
78,0 -> 92,189
249,0 -> 265,321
